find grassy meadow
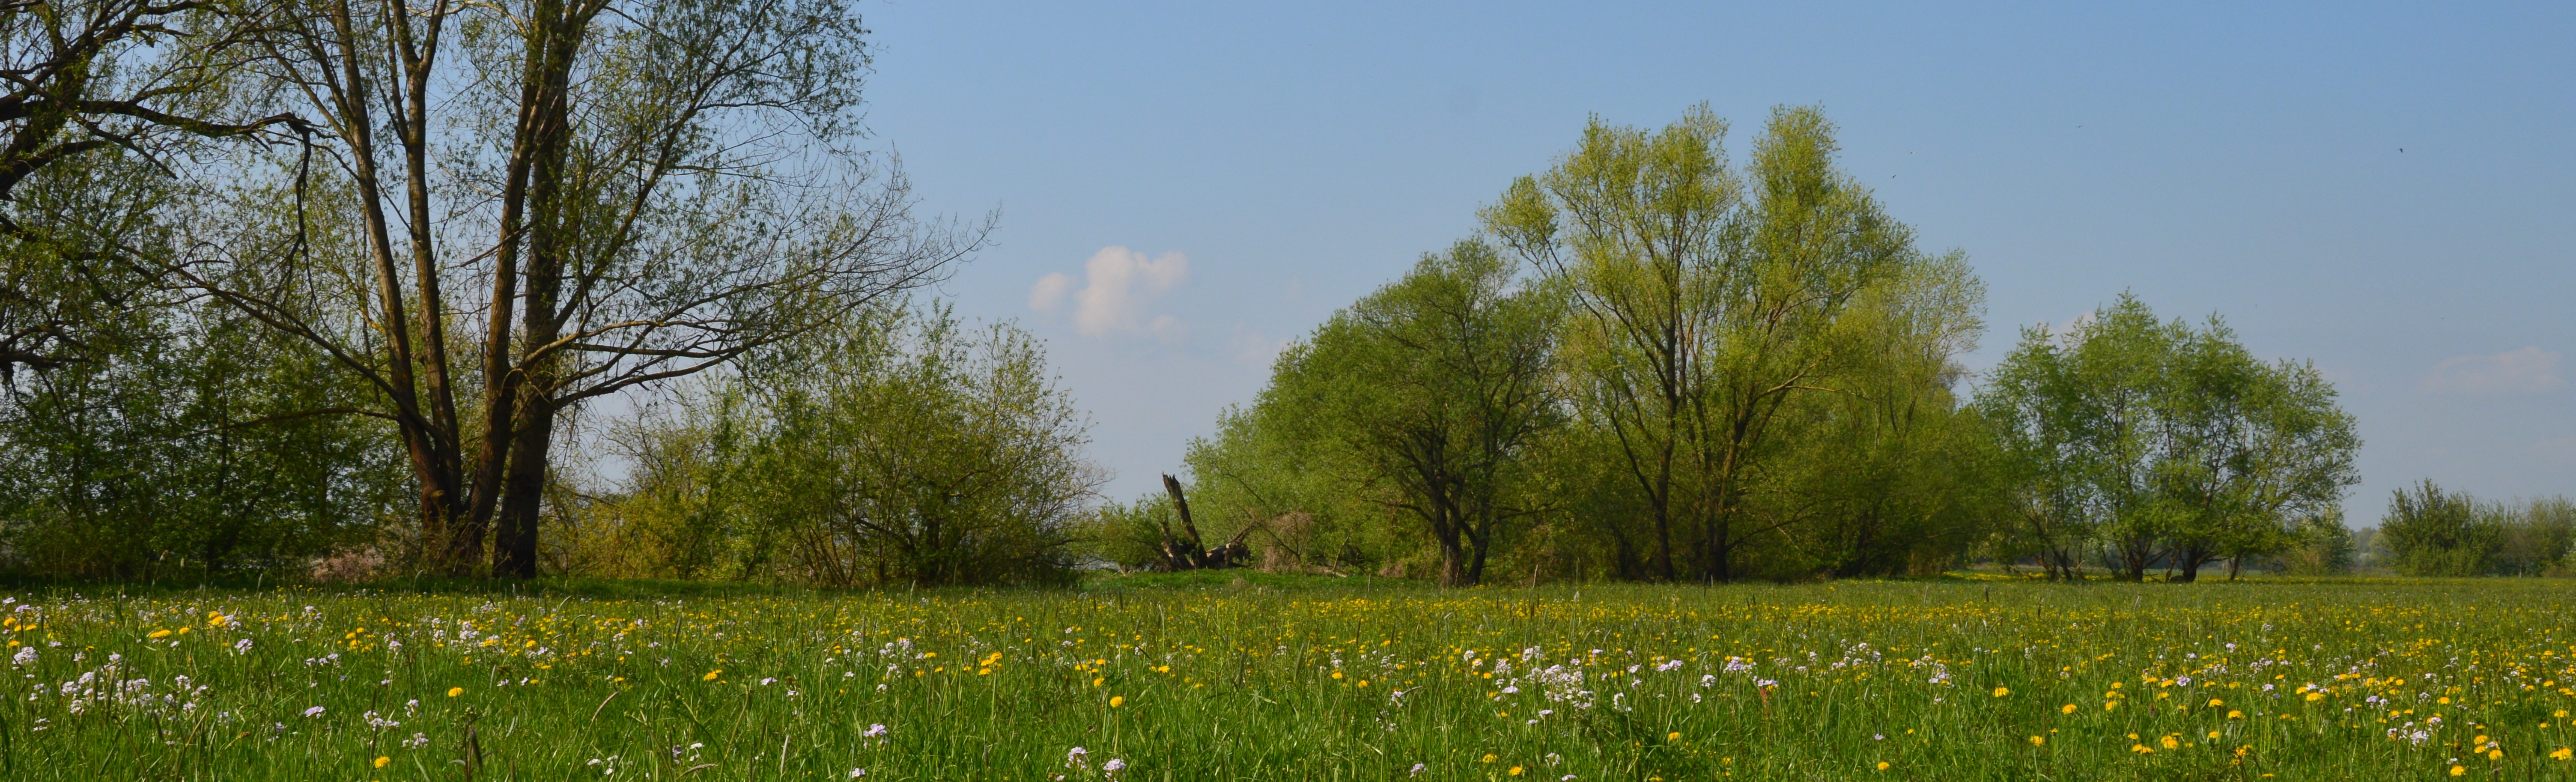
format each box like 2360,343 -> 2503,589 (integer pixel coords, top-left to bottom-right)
5,576 -> 2575,781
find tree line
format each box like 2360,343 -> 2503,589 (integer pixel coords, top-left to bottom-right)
0,5 -> 2554,586
1088,106 -> 2525,586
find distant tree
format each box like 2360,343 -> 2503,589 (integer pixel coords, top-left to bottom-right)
2378,481 -> 2500,577
2157,322 -> 2360,581
2279,509 -> 2355,576
579,306 -> 1096,586
2493,496 -> 2574,577
1977,294 -> 2358,581
1978,296 -> 2181,580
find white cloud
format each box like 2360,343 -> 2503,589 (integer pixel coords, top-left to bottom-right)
1029,246 -> 1189,340
2420,346 -> 2567,395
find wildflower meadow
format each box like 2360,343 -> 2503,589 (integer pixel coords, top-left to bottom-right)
6,577 -> 2575,780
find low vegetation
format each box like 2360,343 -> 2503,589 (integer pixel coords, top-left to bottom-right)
9,579 -> 2576,780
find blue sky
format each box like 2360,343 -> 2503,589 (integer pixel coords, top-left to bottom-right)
853,1 -> 2575,522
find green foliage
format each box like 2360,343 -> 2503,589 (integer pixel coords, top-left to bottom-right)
2379,481 -> 2499,577
1259,240 -> 1563,585
2280,509 -> 2356,575
1188,105 -> 2001,584
2379,484 -> 2575,577
0,151 -> 406,580
14,580 -> 2576,780
1975,294 -> 2361,581
561,305 -> 1097,587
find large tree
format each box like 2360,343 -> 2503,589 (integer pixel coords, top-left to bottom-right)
1485,105 -> 1950,582
180,0 -> 978,576
1264,239 -> 1562,586
1978,294 -> 2358,581
0,0 -> 304,376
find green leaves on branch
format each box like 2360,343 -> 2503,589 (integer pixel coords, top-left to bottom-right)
1976,294 -> 2361,581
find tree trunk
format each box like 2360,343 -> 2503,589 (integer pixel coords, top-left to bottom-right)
492,400 -> 553,578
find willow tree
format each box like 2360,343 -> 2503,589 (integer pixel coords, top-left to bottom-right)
1978,294 -> 2358,581
182,0 -> 979,576
0,0 -> 304,376
1262,240 -> 1562,586
1485,105 -> 1954,582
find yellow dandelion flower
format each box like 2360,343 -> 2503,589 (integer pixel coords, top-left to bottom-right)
1667,732 -> 1682,742
2550,747 -> 2573,761
147,629 -> 171,639
2161,736 -> 2179,750
2207,698 -> 2223,707
2227,710 -> 2244,719
446,687 -> 463,698
703,670 -> 722,681
2060,703 -> 2077,714
2028,736 -> 2045,746
1509,766 -> 1524,776
1109,696 -> 1124,707
1481,754 -> 1497,764
374,756 -> 391,768
2304,692 -> 2324,702
1992,686 -> 2010,698
2451,765 -> 2466,776
1875,762 -> 1890,771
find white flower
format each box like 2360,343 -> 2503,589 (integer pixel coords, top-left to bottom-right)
9,647 -> 33,666
303,706 -> 325,718
863,723 -> 888,738
233,639 -> 253,654
1410,763 -> 1427,776
1065,746 -> 1088,767
1103,758 -> 1126,773
1501,685 -> 1520,695
848,769 -> 866,778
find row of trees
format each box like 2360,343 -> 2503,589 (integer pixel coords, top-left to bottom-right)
0,0 -> 991,579
1098,106 -> 2371,585
2374,481 -> 2576,577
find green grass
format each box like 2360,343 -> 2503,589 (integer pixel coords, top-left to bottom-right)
6,577 -> 2575,780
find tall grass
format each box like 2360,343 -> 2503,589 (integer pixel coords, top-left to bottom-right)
4,578 -> 2572,780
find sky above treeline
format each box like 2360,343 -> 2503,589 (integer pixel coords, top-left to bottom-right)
852,1 -> 2574,523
